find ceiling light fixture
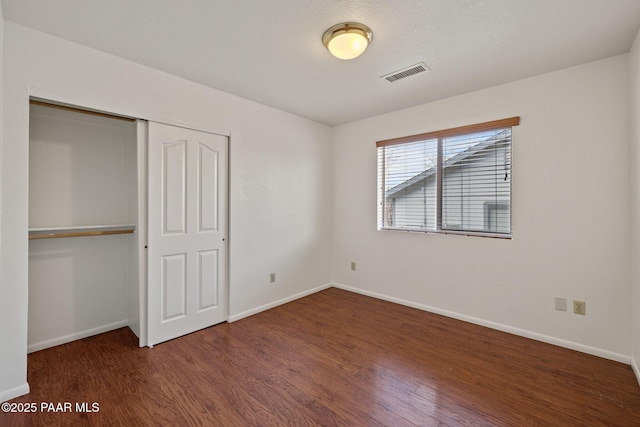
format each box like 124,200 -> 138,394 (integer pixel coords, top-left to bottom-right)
322,22 -> 373,60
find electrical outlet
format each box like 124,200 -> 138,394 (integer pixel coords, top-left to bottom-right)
270,273 -> 276,283
351,261 -> 356,271
573,300 -> 586,315
555,297 -> 566,311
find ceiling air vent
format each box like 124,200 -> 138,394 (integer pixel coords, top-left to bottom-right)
382,62 -> 430,82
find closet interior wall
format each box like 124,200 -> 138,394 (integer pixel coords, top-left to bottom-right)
28,103 -> 140,352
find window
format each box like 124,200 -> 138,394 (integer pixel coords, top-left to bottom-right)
377,117 -> 519,238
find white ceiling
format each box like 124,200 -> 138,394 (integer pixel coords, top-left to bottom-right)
2,0 -> 640,126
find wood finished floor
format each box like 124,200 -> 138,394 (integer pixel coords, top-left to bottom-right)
3,287 -> 640,426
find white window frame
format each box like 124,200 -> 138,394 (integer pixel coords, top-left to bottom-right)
376,117 -> 520,239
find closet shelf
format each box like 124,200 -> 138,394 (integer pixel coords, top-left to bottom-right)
29,224 -> 136,240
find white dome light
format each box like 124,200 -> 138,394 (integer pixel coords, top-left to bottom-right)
322,22 -> 373,60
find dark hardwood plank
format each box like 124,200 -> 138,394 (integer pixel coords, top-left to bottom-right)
2,288 -> 639,426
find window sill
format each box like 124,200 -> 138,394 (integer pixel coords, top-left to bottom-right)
378,227 -> 512,240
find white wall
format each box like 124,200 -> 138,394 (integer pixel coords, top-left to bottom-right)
630,29 -> 640,380
0,4 -> 16,404
0,22 -> 333,401
332,55 -> 632,361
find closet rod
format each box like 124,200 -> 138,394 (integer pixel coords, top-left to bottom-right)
29,229 -> 135,240
29,100 -> 136,122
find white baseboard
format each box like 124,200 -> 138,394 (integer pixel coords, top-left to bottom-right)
27,320 -> 130,354
332,282 -> 631,365
632,357 -> 640,386
228,283 -> 333,322
1,383 -> 30,403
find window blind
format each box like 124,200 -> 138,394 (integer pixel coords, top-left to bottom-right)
377,117 -> 519,238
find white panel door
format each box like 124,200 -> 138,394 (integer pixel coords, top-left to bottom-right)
147,122 -> 228,346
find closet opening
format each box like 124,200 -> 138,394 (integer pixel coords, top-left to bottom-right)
28,99 -> 146,352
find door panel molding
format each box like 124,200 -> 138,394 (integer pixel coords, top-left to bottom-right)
147,122 -> 228,346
